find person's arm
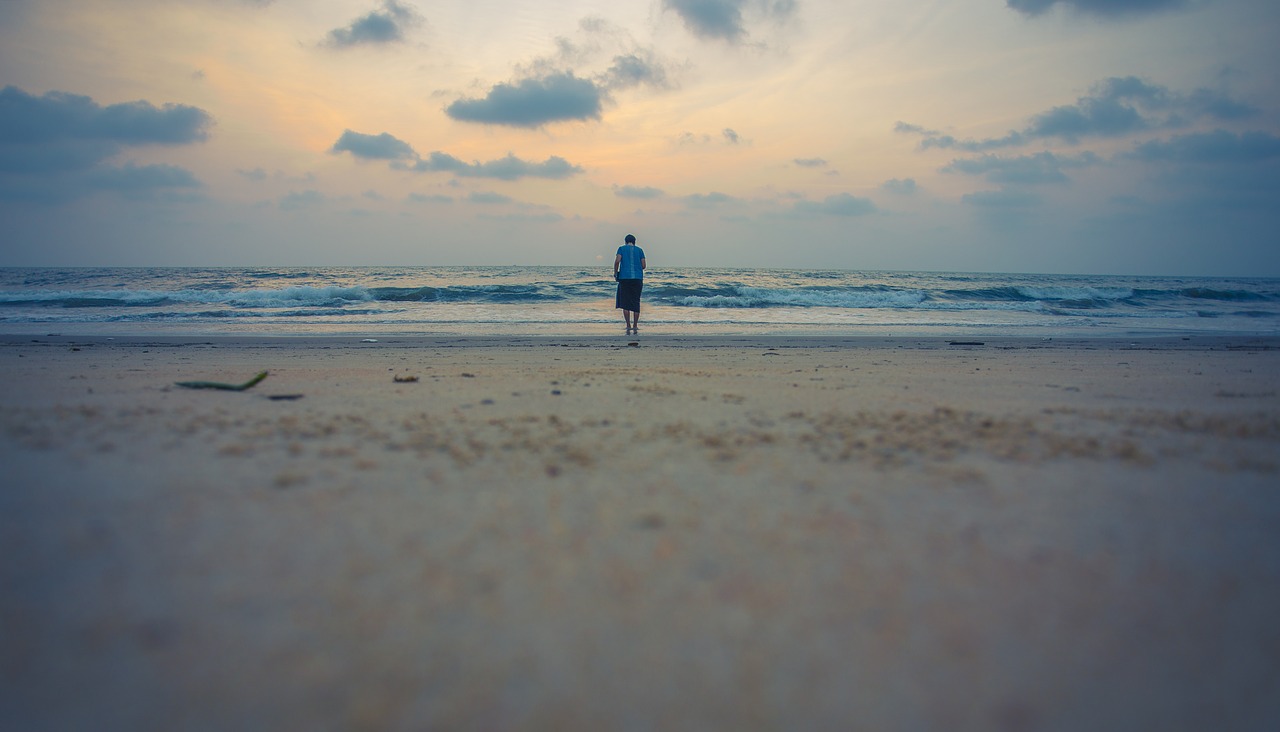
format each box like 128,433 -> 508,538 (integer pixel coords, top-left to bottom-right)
614,253 -> 622,278
640,257 -> 646,271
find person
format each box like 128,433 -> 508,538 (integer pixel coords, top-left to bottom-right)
614,233 -> 646,333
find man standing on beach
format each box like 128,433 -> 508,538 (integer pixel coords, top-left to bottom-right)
614,233 -> 646,333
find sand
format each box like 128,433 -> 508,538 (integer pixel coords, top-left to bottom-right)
2,333 -> 1279,731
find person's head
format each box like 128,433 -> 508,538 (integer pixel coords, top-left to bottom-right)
624,233 -> 636,244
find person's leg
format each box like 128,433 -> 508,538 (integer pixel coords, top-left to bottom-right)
632,309 -> 639,330
623,309 -> 633,329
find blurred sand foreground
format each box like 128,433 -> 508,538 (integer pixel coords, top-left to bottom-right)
2,334 -> 1278,731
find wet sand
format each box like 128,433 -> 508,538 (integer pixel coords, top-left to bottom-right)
2,334 -> 1279,730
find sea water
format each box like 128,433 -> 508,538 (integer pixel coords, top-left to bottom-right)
1,266 -> 1277,337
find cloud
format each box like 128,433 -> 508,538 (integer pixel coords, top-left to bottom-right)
1123,130 -> 1280,164
408,152 -> 583,180
793,158 -> 827,168
894,121 -> 939,136
478,212 -> 565,223
899,77 -> 1258,149
0,85 -> 210,202
323,0 -> 420,48
882,178 -> 917,194
614,185 -> 665,199
1027,78 -> 1258,143
1185,88 -> 1258,121
1025,77 -> 1170,142
499,17 -> 676,99
664,0 -> 797,43
439,20 -> 675,132
918,132 -> 1026,153
676,132 -> 712,146
329,130 -> 584,180
279,190 -> 326,210
664,0 -> 747,41
682,192 -> 739,208
674,129 -> 747,147
0,86 -> 212,174
600,52 -> 672,91
793,193 -> 877,216
961,189 -> 1042,208
330,129 -> 416,160
942,151 -> 1101,184
446,72 -> 603,127
85,163 -> 201,191
468,191 -> 512,205
1006,0 -> 1186,18
406,192 -> 453,204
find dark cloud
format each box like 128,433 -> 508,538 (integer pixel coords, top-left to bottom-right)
1124,130 -> 1280,164
1027,77 -> 1257,143
279,190 -> 326,210
406,192 -> 453,204
793,193 -> 877,216
441,22 -> 675,133
330,129 -> 416,160
498,17 -> 675,105
0,86 -> 209,201
323,0 -> 419,48
894,121 -> 938,136
446,72 -> 602,127
664,0 -> 796,43
1,86 -> 211,172
794,158 -> 827,167
942,151 -> 1101,184
919,132 -> 1025,152
329,130 -> 584,180
683,192 -> 739,208
899,77 -> 1258,150
960,189 -> 1042,208
86,163 -> 201,191
468,191 -> 513,205
1026,77 -> 1170,142
675,129 -> 746,147
665,0 -> 746,41
1007,0 -> 1186,18
601,52 -> 671,91
882,178 -> 917,194
614,185 -> 665,199
1185,88 -> 1259,121
478,211 -> 565,223
409,152 -> 582,180
676,132 -> 712,146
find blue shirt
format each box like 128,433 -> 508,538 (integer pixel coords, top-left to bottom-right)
617,244 -> 645,279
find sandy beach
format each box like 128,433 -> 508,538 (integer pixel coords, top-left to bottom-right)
2,333 -> 1278,731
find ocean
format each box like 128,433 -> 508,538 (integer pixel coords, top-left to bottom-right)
1,266 -> 1278,337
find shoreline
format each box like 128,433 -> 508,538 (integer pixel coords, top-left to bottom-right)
6,331 -> 1280,349
3,332 -> 1279,729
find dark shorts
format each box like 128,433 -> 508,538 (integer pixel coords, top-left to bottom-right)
616,278 -> 642,313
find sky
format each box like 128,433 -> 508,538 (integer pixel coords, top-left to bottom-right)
1,0 -> 1278,275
